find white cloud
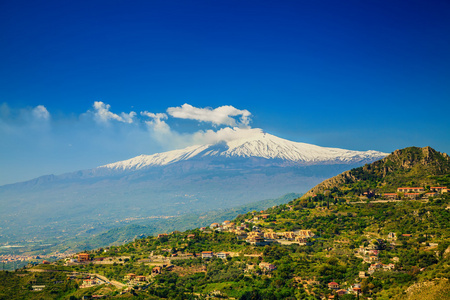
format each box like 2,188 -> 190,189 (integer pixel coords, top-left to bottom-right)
92,101 -> 136,124
167,103 -> 252,127
32,105 -> 50,120
191,127 -> 264,145
141,111 -> 170,133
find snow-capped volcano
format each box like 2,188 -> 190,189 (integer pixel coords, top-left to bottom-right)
0,131 -> 388,249
100,132 -> 388,171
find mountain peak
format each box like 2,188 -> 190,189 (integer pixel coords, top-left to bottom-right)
99,133 -> 388,172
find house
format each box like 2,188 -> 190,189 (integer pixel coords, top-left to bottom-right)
397,187 -> 424,193
336,289 -> 347,296
222,220 -> 231,225
202,251 -> 214,259
82,279 -> 99,287
425,192 -> 438,198
295,237 -> 309,245
328,282 -> 340,290
246,236 -> 266,246
384,193 -> 398,200
135,276 -> 147,282
371,262 -> 383,270
32,285 -> 45,291
124,273 -> 136,280
405,193 -> 420,199
430,186 -> 448,193
236,231 -> 248,240
216,252 -> 229,259
187,234 -> 195,239
157,233 -> 168,238
199,227 -> 206,231
152,266 -> 162,275
78,253 -> 90,262
210,223 -> 220,229
284,232 -> 296,240
359,271 -> 366,278
259,262 -> 276,271
387,232 -> 396,239
369,255 -> 378,262
264,232 -> 278,239
297,230 -> 315,238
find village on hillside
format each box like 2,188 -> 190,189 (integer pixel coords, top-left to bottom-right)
2,182 -> 448,299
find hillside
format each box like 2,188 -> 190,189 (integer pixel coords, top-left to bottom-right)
1,146 -> 449,300
302,146 -> 450,198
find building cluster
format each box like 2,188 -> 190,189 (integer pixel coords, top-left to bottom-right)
0,252 -> 73,265
201,217 -> 315,246
327,281 -> 362,298
356,237 -> 398,279
383,186 -> 448,200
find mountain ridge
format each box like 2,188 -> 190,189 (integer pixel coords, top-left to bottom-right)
98,132 -> 387,173
302,146 -> 450,198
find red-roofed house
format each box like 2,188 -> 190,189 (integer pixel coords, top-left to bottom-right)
78,253 -> 90,262
431,187 -> 448,193
328,282 -> 339,290
383,193 -> 398,200
405,193 -> 420,199
397,187 -> 424,193
202,251 -> 213,258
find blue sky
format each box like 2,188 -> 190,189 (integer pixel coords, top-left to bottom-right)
1,0 -> 449,185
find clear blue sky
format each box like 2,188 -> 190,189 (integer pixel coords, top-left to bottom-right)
1,0 -> 449,185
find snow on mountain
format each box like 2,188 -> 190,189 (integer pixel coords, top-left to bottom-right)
100,132 -> 388,171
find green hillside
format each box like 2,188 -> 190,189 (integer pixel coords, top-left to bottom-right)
1,147 -> 449,300
302,146 -> 450,198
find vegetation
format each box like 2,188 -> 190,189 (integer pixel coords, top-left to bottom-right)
1,147 -> 449,299
304,146 -> 450,197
